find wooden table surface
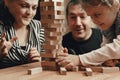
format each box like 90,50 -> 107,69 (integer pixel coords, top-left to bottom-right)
0,62 -> 120,80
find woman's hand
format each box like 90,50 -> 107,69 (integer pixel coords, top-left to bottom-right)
0,33 -> 17,58
56,48 -> 80,70
27,47 -> 41,62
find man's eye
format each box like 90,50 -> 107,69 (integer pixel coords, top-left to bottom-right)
70,16 -> 76,19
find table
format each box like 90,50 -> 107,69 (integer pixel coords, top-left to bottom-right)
0,62 -> 120,80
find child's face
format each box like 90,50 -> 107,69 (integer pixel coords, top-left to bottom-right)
84,5 -> 117,30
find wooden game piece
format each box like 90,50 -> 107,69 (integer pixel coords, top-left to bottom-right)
28,67 -> 42,75
40,53 -> 56,58
41,61 -> 56,67
85,68 -> 93,76
72,66 -> 79,72
43,44 -> 59,49
45,32 -> 62,36
102,67 -> 120,73
60,67 -> 67,75
90,67 -> 103,72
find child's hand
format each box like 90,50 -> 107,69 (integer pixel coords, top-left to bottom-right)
0,33 -> 17,58
27,47 -> 41,62
102,59 -> 119,67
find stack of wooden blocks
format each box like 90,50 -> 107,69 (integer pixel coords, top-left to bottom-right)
40,0 -> 65,73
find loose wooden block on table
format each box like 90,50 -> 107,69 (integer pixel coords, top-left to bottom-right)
85,68 -> 93,76
72,66 -> 79,72
60,67 -> 67,75
102,67 -> 120,73
28,67 -> 42,75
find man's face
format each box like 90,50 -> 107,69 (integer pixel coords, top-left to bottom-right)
67,4 -> 92,41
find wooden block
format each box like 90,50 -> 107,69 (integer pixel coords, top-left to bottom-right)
45,40 -> 61,45
85,68 -> 92,76
28,67 -> 42,75
54,15 -> 65,20
42,66 -> 58,71
41,10 -> 55,15
41,23 -> 62,28
45,36 -> 61,41
51,0 -> 64,2
45,27 -> 60,32
40,2 -> 54,6
41,19 -> 64,24
45,49 -> 57,54
43,44 -> 59,49
54,6 -> 64,11
40,53 -> 56,58
56,2 -> 62,6
90,67 -> 103,72
72,66 -> 79,72
80,66 -> 103,72
45,32 -> 62,36
60,67 -> 67,75
102,67 -> 120,73
41,61 -> 56,67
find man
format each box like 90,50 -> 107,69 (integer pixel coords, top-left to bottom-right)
62,0 -> 102,55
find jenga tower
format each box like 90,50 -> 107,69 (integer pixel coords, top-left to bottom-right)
40,0 -> 65,71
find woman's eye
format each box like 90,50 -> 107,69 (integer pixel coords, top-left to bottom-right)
70,16 -> 76,19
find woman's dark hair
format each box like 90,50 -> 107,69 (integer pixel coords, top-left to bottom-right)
0,0 -> 15,25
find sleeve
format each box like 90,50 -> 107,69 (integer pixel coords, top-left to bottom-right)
0,21 -> 4,41
38,21 -> 45,52
79,35 -> 120,66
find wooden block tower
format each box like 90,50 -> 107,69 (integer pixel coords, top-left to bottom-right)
40,0 -> 65,71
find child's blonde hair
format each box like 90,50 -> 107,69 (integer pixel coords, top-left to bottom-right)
81,0 -> 119,7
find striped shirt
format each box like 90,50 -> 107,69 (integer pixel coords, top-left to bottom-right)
0,19 -> 45,68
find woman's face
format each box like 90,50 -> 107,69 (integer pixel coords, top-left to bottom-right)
5,0 -> 38,26
84,5 -> 117,30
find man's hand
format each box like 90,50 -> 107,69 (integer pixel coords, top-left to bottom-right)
0,33 -> 17,58
27,47 -> 41,62
56,48 -> 80,70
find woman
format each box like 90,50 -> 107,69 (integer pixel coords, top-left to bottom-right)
0,0 -> 44,68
